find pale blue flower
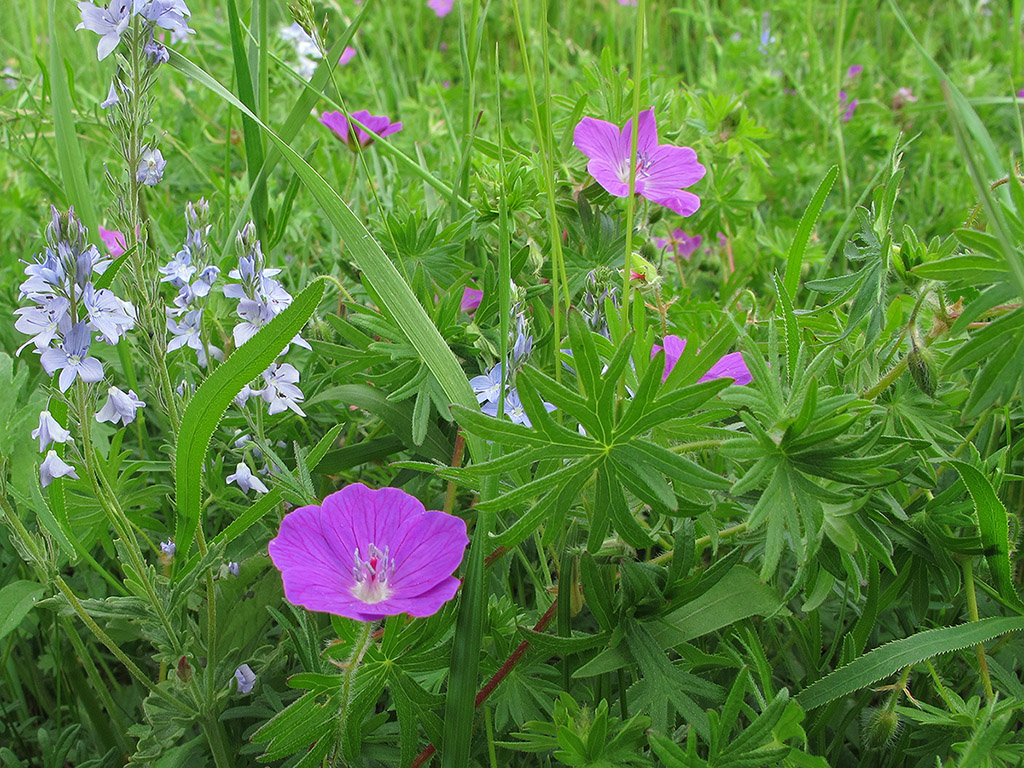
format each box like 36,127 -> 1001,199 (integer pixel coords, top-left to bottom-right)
32,411 -> 72,453
260,363 -> 305,416
234,663 -> 256,694
40,450 -> 79,487
95,386 -> 146,426
76,0 -> 132,61
101,81 -> 120,109
39,322 -> 104,392
137,147 -> 166,186
226,462 -> 269,494
469,363 -> 503,405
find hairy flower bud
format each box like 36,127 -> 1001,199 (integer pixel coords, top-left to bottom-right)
861,707 -> 900,750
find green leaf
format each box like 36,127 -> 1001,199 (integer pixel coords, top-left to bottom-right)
796,617 -> 1024,709
47,0 -> 96,236
174,278 -> 326,562
784,166 -> 838,298
575,566 -> 782,676
947,461 -> 1024,613
0,580 -> 45,640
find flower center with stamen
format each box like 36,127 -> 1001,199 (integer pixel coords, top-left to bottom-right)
350,544 -> 394,604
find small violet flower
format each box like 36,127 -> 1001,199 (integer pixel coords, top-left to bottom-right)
573,109 -> 706,217
137,147 -> 167,186
95,386 -> 146,426
652,335 -> 753,386
469,363 -> 503,404
234,664 -> 256,694
321,110 -> 403,150
260,363 -> 306,416
76,0 -> 132,61
339,46 -> 357,66
100,82 -> 120,109
654,229 -> 702,260
39,321 -> 104,392
33,411 -> 72,453
40,450 -> 79,488
226,462 -> 270,495
481,388 -> 555,428
227,561 -> 241,577
268,483 -> 469,621
160,538 -> 176,555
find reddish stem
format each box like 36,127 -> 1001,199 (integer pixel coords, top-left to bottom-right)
409,598 -> 560,768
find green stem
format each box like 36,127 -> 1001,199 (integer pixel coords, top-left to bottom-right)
962,558 -> 994,702
202,712 -> 234,768
333,621 -> 376,766
619,0 -> 646,343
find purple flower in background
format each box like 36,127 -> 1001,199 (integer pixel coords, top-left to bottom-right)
428,0 -> 454,17
651,335 -> 752,385
846,64 -> 863,80
461,286 -> 483,313
228,561 -> 241,577
339,46 -> 357,66
654,229 -> 702,260
33,411 -> 72,453
616,0 -> 638,6
234,664 -> 256,694
839,91 -> 859,123
320,110 -> 403,150
39,321 -> 104,392
76,0 -> 132,60
226,462 -> 269,494
481,388 -> 555,428
95,386 -> 145,426
268,483 -> 469,621
99,226 -> 127,257
573,109 -> 706,217
137,147 -> 167,186
40,450 -> 79,487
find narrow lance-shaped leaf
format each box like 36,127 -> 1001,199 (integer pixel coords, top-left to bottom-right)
173,278 -> 326,562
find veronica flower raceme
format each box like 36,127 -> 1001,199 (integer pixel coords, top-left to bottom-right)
652,335 -> 752,385
269,483 -> 469,621
321,110 -> 403,151
573,109 -> 706,217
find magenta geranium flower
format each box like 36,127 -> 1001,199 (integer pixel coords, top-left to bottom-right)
268,483 -> 469,622
654,229 -> 702,260
652,335 -> 752,385
461,286 -> 483,313
320,110 -> 403,151
428,0 -> 454,17
573,109 -> 705,217
98,226 -> 127,257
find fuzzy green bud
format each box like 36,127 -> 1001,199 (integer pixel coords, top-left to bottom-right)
907,332 -> 936,398
861,707 -> 900,749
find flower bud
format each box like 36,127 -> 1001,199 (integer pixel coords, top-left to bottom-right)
861,707 -> 900,749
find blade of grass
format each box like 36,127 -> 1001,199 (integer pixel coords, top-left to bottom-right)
47,0 -> 96,236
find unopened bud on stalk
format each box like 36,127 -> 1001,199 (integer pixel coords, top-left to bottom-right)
861,707 -> 901,749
